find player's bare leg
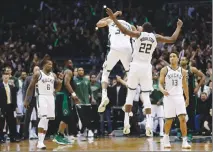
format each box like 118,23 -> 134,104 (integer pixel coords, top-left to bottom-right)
123,88 -> 136,134
178,114 -> 191,149
98,68 -> 110,113
140,92 -> 153,137
163,118 -> 173,148
145,108 -> 153,137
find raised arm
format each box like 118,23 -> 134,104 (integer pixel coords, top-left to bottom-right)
24,71 -> 40,107
159,67 -> 169,96
106,8 -> 141,38
182,69 -> 189,107
96,11 -> 122,28
155,19 -> 183,43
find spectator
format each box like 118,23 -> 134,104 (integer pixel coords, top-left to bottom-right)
73,67 -> 94,140
195,92 -> 211,134
0,70 -> 20,143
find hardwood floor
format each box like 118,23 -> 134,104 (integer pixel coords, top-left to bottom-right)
0,136 -> 212,151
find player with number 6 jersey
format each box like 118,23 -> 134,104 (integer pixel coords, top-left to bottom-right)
105,7 -> 183,137
24,57 -> 64,150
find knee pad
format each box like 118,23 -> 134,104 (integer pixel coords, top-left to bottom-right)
140,92 -> 151,109
101,69 -> 110,83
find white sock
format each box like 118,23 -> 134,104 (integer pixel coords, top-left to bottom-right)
124,113 -> 130,126
38,133 -> 44,143
159,118 -> 164,134
102,89 -> 107,98
32,127 -> 36,134
16,125 -> 20,133
146,114 -> 153,128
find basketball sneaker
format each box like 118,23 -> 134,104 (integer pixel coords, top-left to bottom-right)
182,137 -> 191,149
53,135 -> 70,145
98,97 -> 109,113
37,142 -> 46,149
163,134 -> 171,148
145,126 -> 153,137
123,124 -> 131,134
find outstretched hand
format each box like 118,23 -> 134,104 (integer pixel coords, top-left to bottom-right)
106,8 -> 116,19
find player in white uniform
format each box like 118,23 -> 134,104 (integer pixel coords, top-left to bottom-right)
105,8 -> 183,137
159,51 -> 191,149
24,58 -> 63,149
96,11 -> 136,113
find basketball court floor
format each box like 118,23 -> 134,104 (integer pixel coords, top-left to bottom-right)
0,136 -> 212,151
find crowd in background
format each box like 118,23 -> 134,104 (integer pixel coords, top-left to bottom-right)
0,0 -> 212,143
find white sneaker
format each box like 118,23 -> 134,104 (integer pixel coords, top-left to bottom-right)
163,135 -> 171,148
88,130 -> 94,137
37,142 -> 46,149
160,132 -> 164,137
98,97 -> 109,113
145,126 -> 153,137
123,124 -> 131,134
182,141 -> 191,149
33,132 -> 38,139
29,131 -> 34,140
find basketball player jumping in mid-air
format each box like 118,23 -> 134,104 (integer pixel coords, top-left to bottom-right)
96,11 -> 136,113
106,7 -> 183,137
159,51 -> 191,149
24,57 -> 64,149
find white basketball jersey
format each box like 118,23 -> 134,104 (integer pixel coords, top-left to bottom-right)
37,70 -> 55,95
165,66 -> 183,95
132,32 -> 157,64
108,20 -> 132,52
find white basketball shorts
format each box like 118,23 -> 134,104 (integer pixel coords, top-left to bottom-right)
163,95 -> 187,119
127,62 -> 153,91
151,105 -> 164,118
37,95 -> 55,119
103,49 -> 132,71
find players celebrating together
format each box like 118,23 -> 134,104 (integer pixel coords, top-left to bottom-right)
2,2 -> 212,151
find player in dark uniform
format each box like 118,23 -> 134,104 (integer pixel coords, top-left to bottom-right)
180,56 -> 205,139
53,60 -> 80,145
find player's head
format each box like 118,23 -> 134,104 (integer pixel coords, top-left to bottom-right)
65,59 -> 73,69
180,56 -> 189,66
78,67 -> 84,77
137,22 -> 153,33
169,51 -> 179,65
42,60 -> 53,73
